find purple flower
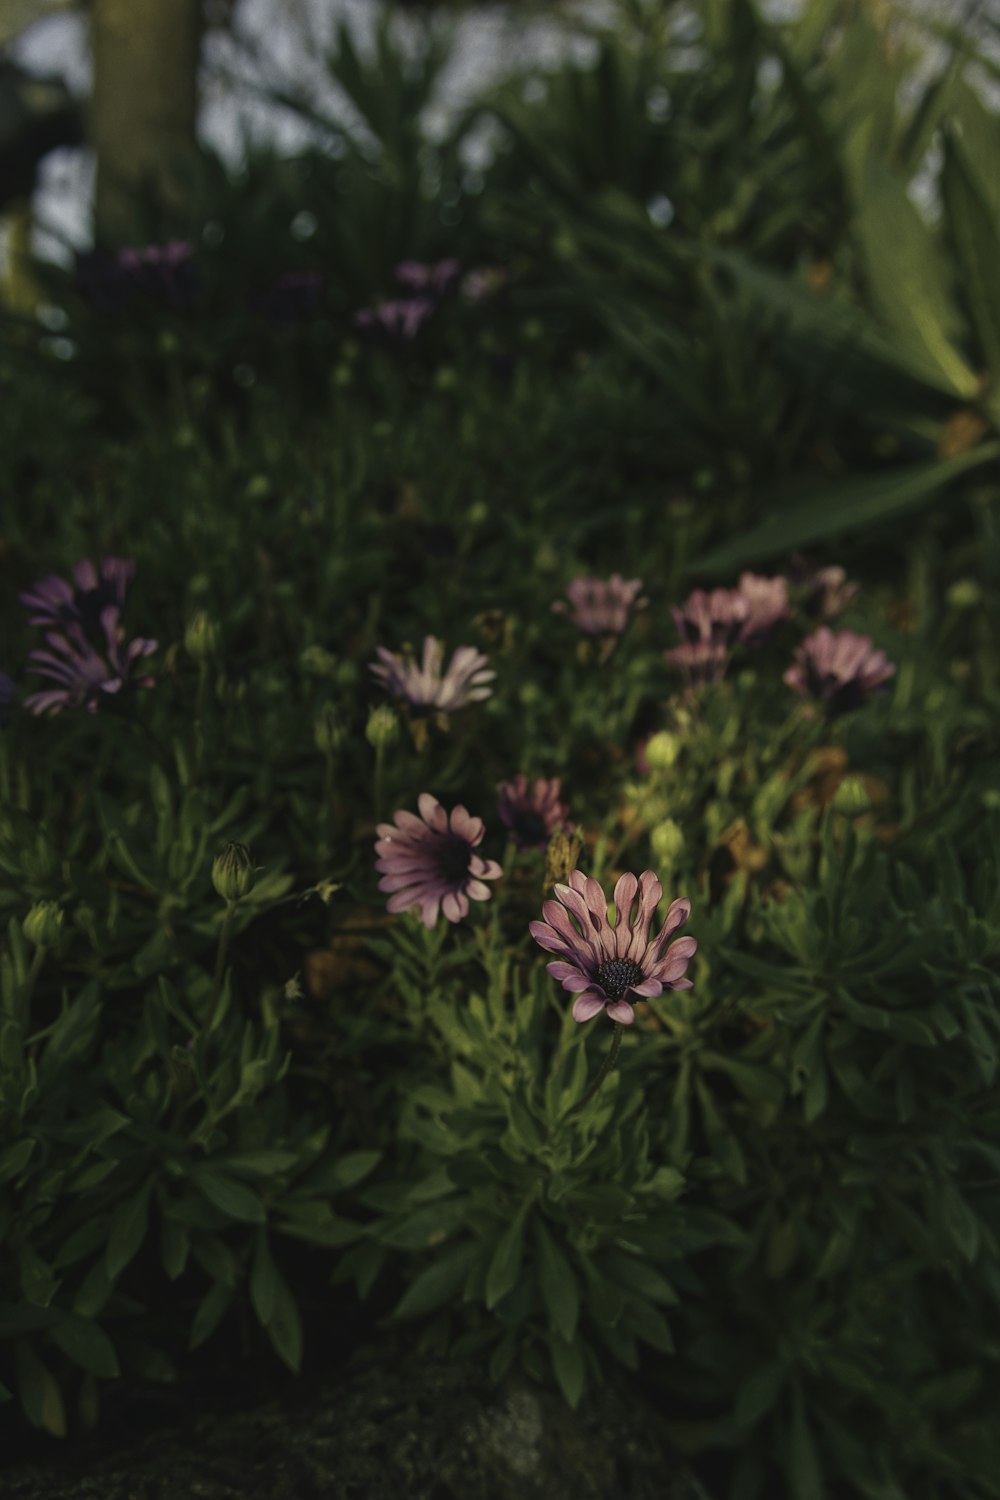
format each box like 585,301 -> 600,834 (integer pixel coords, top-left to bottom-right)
369,635 -> 494,715
664,587 -> 748,685
552,576 -> 647,638
530,869 -> 696,1025
24,608 -> 157,716
789,555 -> 860,619
374,792 -> 503,928
394,259 -> 462,297
497,775 -> 573,850
77,241 -> 199,312
353,297 -> 435,342
20,557 -> 135,634
0,672 -> 16,728
784,627 -> 895,714
736,571 -> 790,645
461,266 -> 507,304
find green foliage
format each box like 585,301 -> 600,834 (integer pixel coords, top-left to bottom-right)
0,2 -> 999,1495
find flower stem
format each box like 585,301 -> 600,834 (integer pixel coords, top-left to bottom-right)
20,946 -> 47,1028
563,1021 -> 624,1121
213,901 -> 236,998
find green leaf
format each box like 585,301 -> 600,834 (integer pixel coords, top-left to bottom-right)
690,444 -> 1000,574
190,1169 -> 266,1224
855,160 -> 978,397
0,1137 -> 34,1184
15,1340 -> 66,1437
49,1316 -> 121,1379
161,1218 -> 190,1281
485,1205 -> 529,1311
187,1282 -> 234,1351
390,1241 -> 480,1321
735,1361 -> 787,1428
548,1330 -> 586,1408
535,1220 -> 579,1342
250,1231 -> 278,1327
787,1385 -> 825,1500
106,1178 -> 153,1280
262,1263 -> 303,1373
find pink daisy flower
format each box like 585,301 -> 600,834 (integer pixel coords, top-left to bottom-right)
374,793 -> 503,928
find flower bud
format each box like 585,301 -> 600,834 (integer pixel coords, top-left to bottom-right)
651,818 -> 685,866
299,645 -> 338,679
184,610 -> 219,661
365,705 -> 399,750
832,775 -> 871,816
946,580 -> 981,610
212,842 -> 254,903
645,731 -> 681,771
314,701 -> 347,756
23,900 -> 63,949
544,829 -> 583,889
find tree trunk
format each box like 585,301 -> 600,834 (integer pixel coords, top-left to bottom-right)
90,0 -> 202,243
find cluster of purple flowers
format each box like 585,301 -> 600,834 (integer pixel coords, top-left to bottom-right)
16,557 -> 157,716
661,560 -> 894,711
77,242 -> 199,314
353,259 -> 462,343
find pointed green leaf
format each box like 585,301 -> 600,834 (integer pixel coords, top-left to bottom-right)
535,1220 -> 579,1342
548,1330 -> 586,1409
390,1241 -> 479,1322
106,1179 -> 153,1280
485,1205 -> 530,1311
49,1316 -> 121,1379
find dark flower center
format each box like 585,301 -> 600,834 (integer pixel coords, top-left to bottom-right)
74,581 -> 121,635
595,958 -> 645,1000
437,835 -> 472,885
514,810 -> 549,847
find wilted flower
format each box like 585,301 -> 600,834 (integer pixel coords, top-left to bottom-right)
736,571 -> 790,645
544,828 -> 584,889
552,575 -> 647,638
530,869 -> 696,1025
394,259 -> 462,297
24,613 -> 157,716
353,297 -> 435,341
784,628 -> 896,714
369,635 -> 494,715
664,587 -> 748,685
497,774 -> 573,850
0,672 -> 15,728
374,792 -> 503,928
789,555 -> 859,619
20,556 -> 135,633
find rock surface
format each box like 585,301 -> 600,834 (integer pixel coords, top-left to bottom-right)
1,1340 -> 716,1500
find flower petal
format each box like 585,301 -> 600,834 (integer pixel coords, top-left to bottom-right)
572,993 -> 606,1023
605,999 -> 636,1024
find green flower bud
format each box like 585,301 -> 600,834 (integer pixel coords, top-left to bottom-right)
314,702 -> 347,756
645,731 -> 681,771
651,819 -> 685,866
23,901 -> 63,949
184,610 -> 219,662
545,829 -> 584,890
946,579 -> 982,610
365,705 -> 399,750
212,842 -> 255,903
832,775 -> 871,816
299,645 -> 338,679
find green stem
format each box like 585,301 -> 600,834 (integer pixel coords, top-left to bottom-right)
563,1021 -> 624,1121
212,901 -> 236,998
374,741 -> 386,821
20,946 -> 47,1028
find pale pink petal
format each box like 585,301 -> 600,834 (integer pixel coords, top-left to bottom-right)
545,962 -> 592,992
572,993 -> 606,1023
605,999 -> 636,1024
417,793 -> 448,832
